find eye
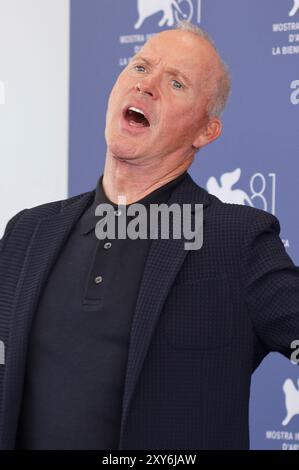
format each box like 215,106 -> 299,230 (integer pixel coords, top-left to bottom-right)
172,79 -> 183,89
134,65 -> 146,72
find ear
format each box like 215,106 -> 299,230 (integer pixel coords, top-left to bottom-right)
192,118 -> 222,150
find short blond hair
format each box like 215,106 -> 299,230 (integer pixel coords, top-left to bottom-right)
176,20 -> 231,118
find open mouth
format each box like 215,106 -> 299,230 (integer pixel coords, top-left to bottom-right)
124,107 -> 150,128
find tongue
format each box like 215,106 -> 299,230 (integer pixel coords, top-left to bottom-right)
126,109 -> 149,127
128,119 -> 146,128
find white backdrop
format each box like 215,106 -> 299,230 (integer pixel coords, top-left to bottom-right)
0,0 -> 70,235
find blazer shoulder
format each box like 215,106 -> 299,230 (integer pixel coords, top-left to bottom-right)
27,190 -> 94,217
182,174 -> 279,236
206,192 -> 281,237
0,190 -> 95,250
15,190 -> 93,220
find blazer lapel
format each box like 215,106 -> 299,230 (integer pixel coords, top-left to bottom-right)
0,191 -> 94,449
119,174 -> 210,448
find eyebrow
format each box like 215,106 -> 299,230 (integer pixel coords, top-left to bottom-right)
132,55 -> 192,86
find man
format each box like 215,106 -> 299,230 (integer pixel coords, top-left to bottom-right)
0,22 -> 299,450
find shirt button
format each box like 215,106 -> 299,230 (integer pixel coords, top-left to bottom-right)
114,209 -> 122,216
94,275 -> 103,284
104,242 -> 112,250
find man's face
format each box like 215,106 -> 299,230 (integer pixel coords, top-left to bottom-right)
105,29 -> 219,163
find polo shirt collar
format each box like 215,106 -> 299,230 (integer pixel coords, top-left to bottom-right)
79,171 -> 187,236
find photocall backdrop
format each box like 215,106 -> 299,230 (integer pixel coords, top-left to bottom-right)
0,0 -> 298,450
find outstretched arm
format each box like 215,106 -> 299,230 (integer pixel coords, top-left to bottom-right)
241,210 -> 299,361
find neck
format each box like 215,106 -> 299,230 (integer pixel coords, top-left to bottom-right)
102,149 -> 194,205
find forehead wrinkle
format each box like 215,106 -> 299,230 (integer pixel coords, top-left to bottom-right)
132,54 -> 161,68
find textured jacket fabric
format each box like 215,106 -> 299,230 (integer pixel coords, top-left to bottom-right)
0,173 -> 299,450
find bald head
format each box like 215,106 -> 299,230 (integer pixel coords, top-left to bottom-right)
176,21 -> 231,117
144,24 -> 231,118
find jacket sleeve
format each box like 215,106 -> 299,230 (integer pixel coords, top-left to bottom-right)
241,210 -> 299,361
0,210 -> 28,255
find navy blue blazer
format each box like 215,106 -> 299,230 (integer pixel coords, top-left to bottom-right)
0,173 -> 299,450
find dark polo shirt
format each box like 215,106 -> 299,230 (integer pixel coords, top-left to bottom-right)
16,171 -> 187,450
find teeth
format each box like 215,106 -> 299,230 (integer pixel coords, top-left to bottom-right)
128,107 -> 145,117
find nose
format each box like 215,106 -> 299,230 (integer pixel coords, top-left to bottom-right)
135,78 -> 157,99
